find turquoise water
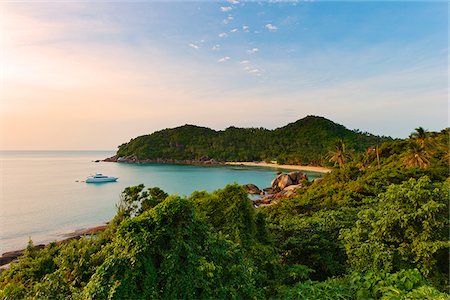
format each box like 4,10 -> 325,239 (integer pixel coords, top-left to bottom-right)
0,151 -> 320,254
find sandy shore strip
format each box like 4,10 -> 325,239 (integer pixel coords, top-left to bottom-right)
225,161 -> 332,173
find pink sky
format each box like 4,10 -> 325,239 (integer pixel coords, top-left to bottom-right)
1,2 -> 447,150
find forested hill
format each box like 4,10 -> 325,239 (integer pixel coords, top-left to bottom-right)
115,116 -> 391,165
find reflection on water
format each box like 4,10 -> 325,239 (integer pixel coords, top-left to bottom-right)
0,151 -> 321,253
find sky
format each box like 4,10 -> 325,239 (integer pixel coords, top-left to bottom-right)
0,0 -> 448,150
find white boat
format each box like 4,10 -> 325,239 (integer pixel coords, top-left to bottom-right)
86,173 -> 118,183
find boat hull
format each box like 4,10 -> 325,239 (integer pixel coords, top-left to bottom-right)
86,177 -> 118,183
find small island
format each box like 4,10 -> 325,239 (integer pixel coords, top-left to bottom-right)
104,116 -> 391,168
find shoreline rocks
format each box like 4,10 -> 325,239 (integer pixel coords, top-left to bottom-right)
241,184 -> 262,195
103,155 -> 221,166
253,171 -> 311,207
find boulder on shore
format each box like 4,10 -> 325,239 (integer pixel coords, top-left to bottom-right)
103,155 -> 118,162
242,184 -> 262,195
288,171 -> 308,183
277,174 -> 292,190
271,173 -> 293,191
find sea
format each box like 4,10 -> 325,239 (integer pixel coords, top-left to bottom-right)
0,150 -> 321,254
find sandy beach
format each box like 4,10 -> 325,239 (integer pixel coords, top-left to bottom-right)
225,162 -> 332,173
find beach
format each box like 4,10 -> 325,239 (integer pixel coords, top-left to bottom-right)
225,162 -> 332,173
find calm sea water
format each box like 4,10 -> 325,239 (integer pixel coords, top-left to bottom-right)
0,151 -> 320,254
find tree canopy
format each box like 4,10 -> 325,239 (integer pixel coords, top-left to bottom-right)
116,116 -> 390,165
1,126 -> 448,299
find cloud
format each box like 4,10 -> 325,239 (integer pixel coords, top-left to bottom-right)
245,67 -> 261,76
239,60 -> 250,64
265,24 -> 278,31
218,56 -> 231,63
220,6 -> 232,12
188,43 -> 199,49
218,32 -> 228,38
242,25 -> 249,32
230,28 -> 238,33
247,48 -> 259,54
248,69 -> 260,74
212,44 -> 220,51
223,15 -> 233,25
228,0 -> 240,4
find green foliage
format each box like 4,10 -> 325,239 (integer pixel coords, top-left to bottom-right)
82,195 -> 261,299
189,184 -> 283,296
1,127 -> 449,299
190,184 -> 256,247
341,177 -> 449,281
264,128 -> 449,292
117,184 -> 169,219
328,139 -> 352,168
267,208 -> 355,280
278,269 -> 449,300
116,116 -> 389,165
0,237 -> 107,299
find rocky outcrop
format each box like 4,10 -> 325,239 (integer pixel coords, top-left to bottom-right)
271,171 -> 308,192
103,155 -> 118,162
288,171 -> 308,183
253,171 -> 311,207
275,174 -> 292,190
103,155 -> 220,166
242,184 -> 262,195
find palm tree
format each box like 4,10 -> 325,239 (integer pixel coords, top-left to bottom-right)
403,141 -> 431,169
410,127 -> 427,147
329,139 -> 350,168
410,127 -> 436,151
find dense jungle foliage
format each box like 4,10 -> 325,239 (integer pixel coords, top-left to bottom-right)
0,127 -> 448,299
116,116 -> 390,165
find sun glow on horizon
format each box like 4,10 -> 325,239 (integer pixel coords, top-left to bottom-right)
0,2 -> 447,150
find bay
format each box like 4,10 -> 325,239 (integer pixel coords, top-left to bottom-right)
0,150 -> 320,254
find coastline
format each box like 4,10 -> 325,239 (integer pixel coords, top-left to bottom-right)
1,162 -> 328,270
225,161 -> 332,173
104,155 -> 332,173
0,225 -> 107,269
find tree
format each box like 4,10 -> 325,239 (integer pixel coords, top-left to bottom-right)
328,140 -> 351,168
403,141 -> 431,169
410,127 -> 435,153
410,127 -> 428,147
341,177 -> 449,281
83,196 -> 261,299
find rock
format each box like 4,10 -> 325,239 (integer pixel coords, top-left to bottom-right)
271,177 -> 279,189
103,155 -> 118,162
313,178 -> 323,183
242,184 -> 262,195
254,199 -> 271,205
263,187 -> 275,194
282,183 -> 305,192
277,174 -> 292,190
288,171 -> 308,184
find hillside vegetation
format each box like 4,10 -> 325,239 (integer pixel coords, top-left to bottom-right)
116,116 -> 390,165
0,127 -> 448,299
